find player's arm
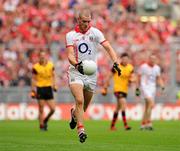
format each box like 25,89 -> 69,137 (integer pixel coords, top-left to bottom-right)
156,66 -> 165,91
66,33 -> 84,74
104,71 -> 113,88
129,69 -> 136,83
67,46 -> 78,67
52,66 -> 57,91
101,41 -> 118,63
101,41 -> 121,76
96,29 -> 120,75
31,68 -> 37,90
67,46 -> 84,74
101,70 -> 113,95
135,65 -> 143,96
66,32 -> 78,66
157,75 -> 165,91
135,73 -> 141,96
31,68 -> 37,98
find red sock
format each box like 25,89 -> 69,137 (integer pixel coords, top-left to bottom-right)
40,124 -> 44,129
141,121 -> 146,126
111,112 -> 118,128
77,123 -> 84,135
146,120 -> 152,127
122,111 -> 128,127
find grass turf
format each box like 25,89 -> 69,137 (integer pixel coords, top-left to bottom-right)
0,120 -> 180,151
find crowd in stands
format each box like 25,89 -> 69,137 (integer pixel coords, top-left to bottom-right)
0,0 -> 179,88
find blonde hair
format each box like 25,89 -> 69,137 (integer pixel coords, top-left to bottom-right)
77,8 -> 92,19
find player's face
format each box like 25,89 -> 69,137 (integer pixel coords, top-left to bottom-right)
149,55 -> 156,66
78,15 -> 91,32
121,56 -> 129,66
39,52 -> 47,63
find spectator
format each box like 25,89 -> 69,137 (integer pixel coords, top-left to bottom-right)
0,0 -> 177,88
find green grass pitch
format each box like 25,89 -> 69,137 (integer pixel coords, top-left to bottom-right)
0,120 -> 180,151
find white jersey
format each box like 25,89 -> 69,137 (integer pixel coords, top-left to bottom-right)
65,26 -> 106,67
138,63 -> 161,100
138,63 -> 161,88
66,26 -> 107,91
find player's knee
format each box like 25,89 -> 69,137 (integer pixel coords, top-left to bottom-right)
150,103 -> 154,109
148,101 -> 154,109
121,105 -> 126,111
39,107 -> 44,114
121,102 -> 126,109
119,99 -> 126,110
76,98 -> 83,106
116,105 -> 120,111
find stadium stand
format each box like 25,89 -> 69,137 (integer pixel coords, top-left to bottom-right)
0,0 -> 179,90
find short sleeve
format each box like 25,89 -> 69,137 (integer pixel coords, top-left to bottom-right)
66,32 -> 73,48
95,28 -> 106,44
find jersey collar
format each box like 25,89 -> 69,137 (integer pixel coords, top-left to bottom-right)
120,63 -> 128,67
75,25 -> 91,34
39,60 -> 48,66
148,62 -> 155,67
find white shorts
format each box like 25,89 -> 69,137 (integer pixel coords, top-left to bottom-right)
68,67 -> 97,92
141,86 -> 156,100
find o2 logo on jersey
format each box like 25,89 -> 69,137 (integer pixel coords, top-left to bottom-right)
78,43 -> 91,54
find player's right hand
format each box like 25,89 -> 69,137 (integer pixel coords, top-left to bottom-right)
101,88 -> 107,96
113,62 -> 121,76
75,61 -> 84,75
31,90 -> 37,99
135,88 -> 141,96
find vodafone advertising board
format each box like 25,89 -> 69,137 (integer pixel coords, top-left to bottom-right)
0,103 -> 180,120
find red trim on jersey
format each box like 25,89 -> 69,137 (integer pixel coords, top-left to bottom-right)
75,25 -> 91,34
65,37 -> 68,46
67,65 -> 70,85
139,61 -> 146,65
74,44 -> 78,62
66,45 -> 74,48
100,40 -> 107,45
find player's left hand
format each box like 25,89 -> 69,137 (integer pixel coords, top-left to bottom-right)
75,61 -> 84,75
113,62 -> 121,76
53,85 -> 58,92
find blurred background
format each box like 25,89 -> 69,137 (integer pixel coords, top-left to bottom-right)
0,0 -> 180,120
